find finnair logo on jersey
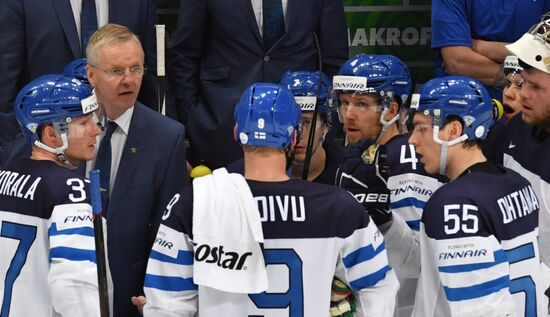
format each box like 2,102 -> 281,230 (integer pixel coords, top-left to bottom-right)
497,185 -> 539,224
193,244 -> 252,270
437,237 -> 494,266
333,75 -> 367,91
64,214 -> 93,223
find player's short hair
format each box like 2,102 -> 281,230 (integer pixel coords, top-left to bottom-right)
86,24 -> 144,65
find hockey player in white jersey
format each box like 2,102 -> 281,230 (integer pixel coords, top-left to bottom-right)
496,11 -> 550,271
0,74 -> 104,316
408,75 -> 546,316
143,83 -> 399,317
333,54 -> 446,316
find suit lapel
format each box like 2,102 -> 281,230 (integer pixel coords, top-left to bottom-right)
50,0 -> 82,58
237,0 -> 263,46
107,104 -> 144,219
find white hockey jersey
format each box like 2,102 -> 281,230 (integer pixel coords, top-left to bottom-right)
144,179 -> 399,317
0,159 -> 100,316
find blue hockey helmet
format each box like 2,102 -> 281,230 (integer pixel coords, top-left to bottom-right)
410,76 -> 494,140
62,58 -> 90,86
333,54 -> 412,107
234,83 -> 301,149
14,74 -> 99,146
278,71 -> 331,113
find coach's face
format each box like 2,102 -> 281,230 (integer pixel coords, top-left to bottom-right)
519,68 -> 550,131
87,39 -> 144,120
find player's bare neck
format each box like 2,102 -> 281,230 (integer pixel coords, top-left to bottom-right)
378,124 -> 399,145
244,153 -> 289,182
446,147 -> 486,180
30,147 -> 63,166
291,147 -> 326,181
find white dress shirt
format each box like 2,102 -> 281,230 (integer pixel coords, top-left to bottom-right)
70,0 -> 109,43
88,106 -> 133,194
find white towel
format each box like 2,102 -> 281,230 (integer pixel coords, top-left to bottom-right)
192,168 -> 268,293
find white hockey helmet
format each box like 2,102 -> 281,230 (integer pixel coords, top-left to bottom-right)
506,12 -> 550,74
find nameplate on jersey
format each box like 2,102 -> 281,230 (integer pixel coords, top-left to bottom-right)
333,76 -> 368,92
436,236 -> 494,267
52,203 -> 94,231
153,224 -> 181,259
294,96 -> 317,111
81,93 -> 99,114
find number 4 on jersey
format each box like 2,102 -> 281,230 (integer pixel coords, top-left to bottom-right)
400,144 -> 418,170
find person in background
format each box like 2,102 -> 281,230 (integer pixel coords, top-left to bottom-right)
168,0 -> 349,169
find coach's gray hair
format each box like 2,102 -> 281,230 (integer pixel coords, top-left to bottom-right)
86,23 -> 144,65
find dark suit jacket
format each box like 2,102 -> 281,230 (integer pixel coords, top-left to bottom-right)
106,103 -> 188,316
168,0 -> 349,168
0,0 -> 158,147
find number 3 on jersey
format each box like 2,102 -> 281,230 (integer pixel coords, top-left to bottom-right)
1,222 -> 37,316
249,249 -> 304,317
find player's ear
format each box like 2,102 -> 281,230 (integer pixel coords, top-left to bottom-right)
41,124 -> 62,147
289,130 -> 298,151
384,101 -> 399,121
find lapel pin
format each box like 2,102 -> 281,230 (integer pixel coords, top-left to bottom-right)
131,147 -> 138,154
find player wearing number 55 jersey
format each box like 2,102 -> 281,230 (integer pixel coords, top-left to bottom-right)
408,76 -> 546,316
0,75 -> 104,316
143,83 -> 399,316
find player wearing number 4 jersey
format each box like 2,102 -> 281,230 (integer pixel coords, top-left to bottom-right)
143,83 -> 399,316
0,75 -> 105,316
408,76 -> 546,316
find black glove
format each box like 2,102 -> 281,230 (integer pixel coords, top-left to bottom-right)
337,142 -> 392,226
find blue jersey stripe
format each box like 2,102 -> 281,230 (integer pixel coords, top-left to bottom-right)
48,223 -> 94,237
144,273 -> 197,291
505,243 -> 535,264
343,242 -> 386,268
390,197 -> 425,209
349,265 -> 391,290
443,275 -> 510,301
150,250 -> 194,265
50,246 -> 96,263
439,250 -> 507,273
406,220 -> 420,231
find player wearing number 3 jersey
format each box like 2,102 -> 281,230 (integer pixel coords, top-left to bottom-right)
143,83 -> 399,316
408,76 -> 546,316
0,75 -> 104,316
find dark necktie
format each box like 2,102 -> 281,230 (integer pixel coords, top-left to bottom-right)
81,0 -> 98,54
263,0 -> 284,49
95,121 -> 117,213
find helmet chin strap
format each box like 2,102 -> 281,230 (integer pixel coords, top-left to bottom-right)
375,108 -> 399,144
432,126 -> 468,175
34,132 -> 78,170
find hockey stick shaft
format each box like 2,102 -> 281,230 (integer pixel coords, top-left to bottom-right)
89,170 -> 110,317
301,32 -> 323,180
155,25 -> 166,115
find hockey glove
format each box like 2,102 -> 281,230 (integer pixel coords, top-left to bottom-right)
337,142 -> 392,226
